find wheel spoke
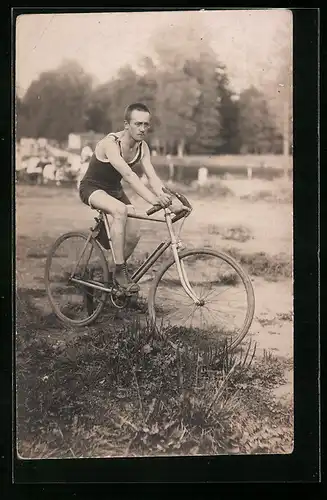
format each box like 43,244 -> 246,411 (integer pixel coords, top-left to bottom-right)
203,305 -> 239,331
204,305 -> 242,327
151,250 -> 254,349
204,286 -> 244,304
46,234 -> 108,325
173,304 -> 198,328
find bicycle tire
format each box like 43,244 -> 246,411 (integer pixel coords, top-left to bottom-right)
45,231 -> 109,327
148,248 -> 255,350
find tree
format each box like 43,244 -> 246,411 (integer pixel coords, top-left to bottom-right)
215,69 -> 242,154
147,20 -> 240,155
155,69 -> 200,155
84,84 -> 112,134
261,19 -> 293,155
18,60 -> 93,142
100,64 -> 158,134
82,61 -> 159,141
148,22 -> 211,155
15,96 -> 30,140
238,86 -> 282,154
184,54 -> 223,154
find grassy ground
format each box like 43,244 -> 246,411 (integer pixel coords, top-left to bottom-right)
15,177 -> 293,457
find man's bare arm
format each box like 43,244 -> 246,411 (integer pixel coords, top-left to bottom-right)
102,138 -> 159,205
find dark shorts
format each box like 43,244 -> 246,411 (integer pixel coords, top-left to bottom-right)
79,181 -> 132,207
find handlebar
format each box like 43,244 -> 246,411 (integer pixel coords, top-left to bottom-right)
146,204 -> 163,216
146,188 -> 192,222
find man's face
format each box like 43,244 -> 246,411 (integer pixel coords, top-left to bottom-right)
125,110 -> 151,141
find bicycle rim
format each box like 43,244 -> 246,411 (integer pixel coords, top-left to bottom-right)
45,232 -> 109,326
148,249 -> 255,350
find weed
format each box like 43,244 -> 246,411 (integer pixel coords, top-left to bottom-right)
241,187 -> 292,204
257,316 -> 277,327
208,224 -> 252,243
16,300 -> 292,458
277,311 -> 293,322
225,248 -> 292,280
161,178 -> 235,198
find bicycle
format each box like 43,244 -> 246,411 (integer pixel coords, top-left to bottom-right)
45,189 -> 255,350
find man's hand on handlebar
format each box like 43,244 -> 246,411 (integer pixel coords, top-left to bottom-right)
146,187 -> 192,217
169,200 -> 184,215
155,190 -> 172,208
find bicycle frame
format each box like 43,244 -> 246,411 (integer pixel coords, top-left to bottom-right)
70,195 -> 202,305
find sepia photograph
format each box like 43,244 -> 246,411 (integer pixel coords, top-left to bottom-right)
15,9 -> 293,460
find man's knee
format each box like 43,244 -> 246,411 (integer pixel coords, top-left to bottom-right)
112,202 -> 128,219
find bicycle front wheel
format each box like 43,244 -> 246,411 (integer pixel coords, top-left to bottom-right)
148,249 -> 255,350
45,232 -> 109,327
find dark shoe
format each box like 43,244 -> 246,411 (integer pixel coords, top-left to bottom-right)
114,263 -> 140,293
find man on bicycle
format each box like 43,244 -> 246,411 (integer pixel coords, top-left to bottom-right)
79,102 -> 175,293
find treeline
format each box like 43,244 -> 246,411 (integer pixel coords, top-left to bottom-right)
16,22 -> 291,156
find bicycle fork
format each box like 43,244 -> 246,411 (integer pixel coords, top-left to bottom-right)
166,215 -> 203,306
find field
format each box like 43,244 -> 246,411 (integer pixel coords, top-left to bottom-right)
15,175 -> 294,458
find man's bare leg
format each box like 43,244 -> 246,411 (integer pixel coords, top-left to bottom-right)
102,205 -> 141,268
88,190 -> 139,291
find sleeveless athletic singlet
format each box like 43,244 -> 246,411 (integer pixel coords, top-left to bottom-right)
80,133 -> 144,193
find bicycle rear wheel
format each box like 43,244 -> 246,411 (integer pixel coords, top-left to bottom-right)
148,248 -> 255,350
45,231 -> 109,326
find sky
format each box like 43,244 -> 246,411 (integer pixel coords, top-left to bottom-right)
15,9 -> 292,98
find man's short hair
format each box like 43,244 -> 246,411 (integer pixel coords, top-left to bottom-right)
124,103 -> 151,122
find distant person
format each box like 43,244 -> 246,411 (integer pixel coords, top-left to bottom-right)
67,154 -> 82,187
79,102 -> 181,292
15,151 -> 27,183
55,160 -> 65,186
42,157 -> 56,184
26,156 -> 43,184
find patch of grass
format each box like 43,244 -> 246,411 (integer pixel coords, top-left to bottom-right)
16,290 -> 76,341
277,311 -> 293,322
17,234 -> 55,256
241,187 -> 292,204
26,250 -> 48,259
242,349 -> 288,389
225,248 -> 292,280
16,300 -> 293,458
163,178 -> 234,198
208,224 -> 252,243
194,180 -> 234,198
257,316 -> 277,327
